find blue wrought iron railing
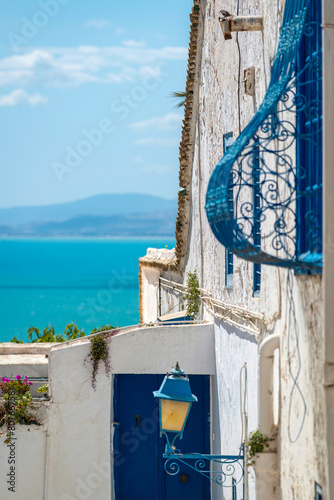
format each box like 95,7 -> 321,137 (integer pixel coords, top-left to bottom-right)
164,450 -> 244,490
205,0 -> 322,273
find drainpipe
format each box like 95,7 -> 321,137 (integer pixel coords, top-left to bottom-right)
218,13 -> 263,41
323,0 -> 334,497
255,334 -> 280,500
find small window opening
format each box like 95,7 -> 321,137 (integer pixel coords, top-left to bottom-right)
315,482 -> 323,500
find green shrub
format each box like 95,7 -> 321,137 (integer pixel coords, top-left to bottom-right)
244,430 -> 274,465
9,323 -> 85,343
185,270 -> 201,319
0,376 -> 38,444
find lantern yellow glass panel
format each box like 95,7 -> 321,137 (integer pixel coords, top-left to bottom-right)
160,399 -> 191,432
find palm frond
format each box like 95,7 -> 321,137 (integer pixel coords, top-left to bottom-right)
169,91 -> 186,109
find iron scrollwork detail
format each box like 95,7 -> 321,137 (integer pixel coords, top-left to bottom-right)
206,0 -> 322,273
164,453 -> 244,488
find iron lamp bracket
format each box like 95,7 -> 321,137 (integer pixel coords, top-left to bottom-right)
163,448 -> 245,489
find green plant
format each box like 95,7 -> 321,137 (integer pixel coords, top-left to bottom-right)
244,430 -> 274,465
28,325 -> 57,342
0,376 -> 38,444
169,91 -> 186,109
10,337 -> 24,344
85,328 -> 118,390
91,324 -> 115,335
63,323 -> 85,341
37,384 -> 49,395
28,322 -> 85,342
185,270 -> 201,319
9,322 -> 86,344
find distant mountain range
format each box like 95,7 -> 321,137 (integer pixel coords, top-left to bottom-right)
0,193 -> 177,225
0,194 -> 178,237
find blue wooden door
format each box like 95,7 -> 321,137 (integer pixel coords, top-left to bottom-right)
113,374 -> 210,500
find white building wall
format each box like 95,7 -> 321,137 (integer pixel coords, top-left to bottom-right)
151,0 -> 327,497
211,321 -> 258,500
140,266 -> 160,322
0,324 -> 215,499
277,273 -> 326,498
0,1 -> 328,499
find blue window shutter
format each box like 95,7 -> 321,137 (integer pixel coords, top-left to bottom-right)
253,140 -> 261,294
296,0 -> 322,270
223,133 -> 234,288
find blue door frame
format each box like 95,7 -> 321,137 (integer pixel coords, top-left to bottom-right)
113,374 -> 210,500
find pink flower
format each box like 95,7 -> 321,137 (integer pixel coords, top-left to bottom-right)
15,375 -> 21,380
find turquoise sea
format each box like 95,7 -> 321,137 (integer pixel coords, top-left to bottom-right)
0,238 -> 175,343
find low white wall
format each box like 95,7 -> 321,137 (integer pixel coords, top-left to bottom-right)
109,324 -> 215,375
0,344 -> 56,395
46,342 -> 112,500
49,323 -> 214,500
0,324 -> 214,499
0,355 -> 48,379
0,421 -> 47,499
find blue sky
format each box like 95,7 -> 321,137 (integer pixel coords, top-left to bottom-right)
0,0 -> 193,208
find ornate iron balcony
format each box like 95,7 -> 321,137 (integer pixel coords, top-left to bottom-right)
206,0 -> 322,273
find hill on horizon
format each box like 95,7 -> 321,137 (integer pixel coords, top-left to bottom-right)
0,193 -> 177,226
0,211 -> 177,237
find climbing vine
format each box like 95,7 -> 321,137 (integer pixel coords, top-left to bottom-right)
185,270 -> 201,319
85,327 -> 118,390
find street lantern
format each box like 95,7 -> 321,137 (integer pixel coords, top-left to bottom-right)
153,363 -> 245,490
153,362 -> 197,454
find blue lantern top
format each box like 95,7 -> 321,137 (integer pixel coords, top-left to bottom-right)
153,363 -> 198,403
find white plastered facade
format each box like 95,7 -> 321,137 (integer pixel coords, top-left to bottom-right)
139,0 -> 330,498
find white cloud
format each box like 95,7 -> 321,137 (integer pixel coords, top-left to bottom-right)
86,19 -> 111,29
142,163 -> 171,174
130,113 -> 183,132
133,156 -> 144,162
0,45 -> 187,88
154,33 -> 167,41
133,156 -> 171,173
122,40 -> 146,48
0,89 -> 47,107
133,137 -> 179,147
